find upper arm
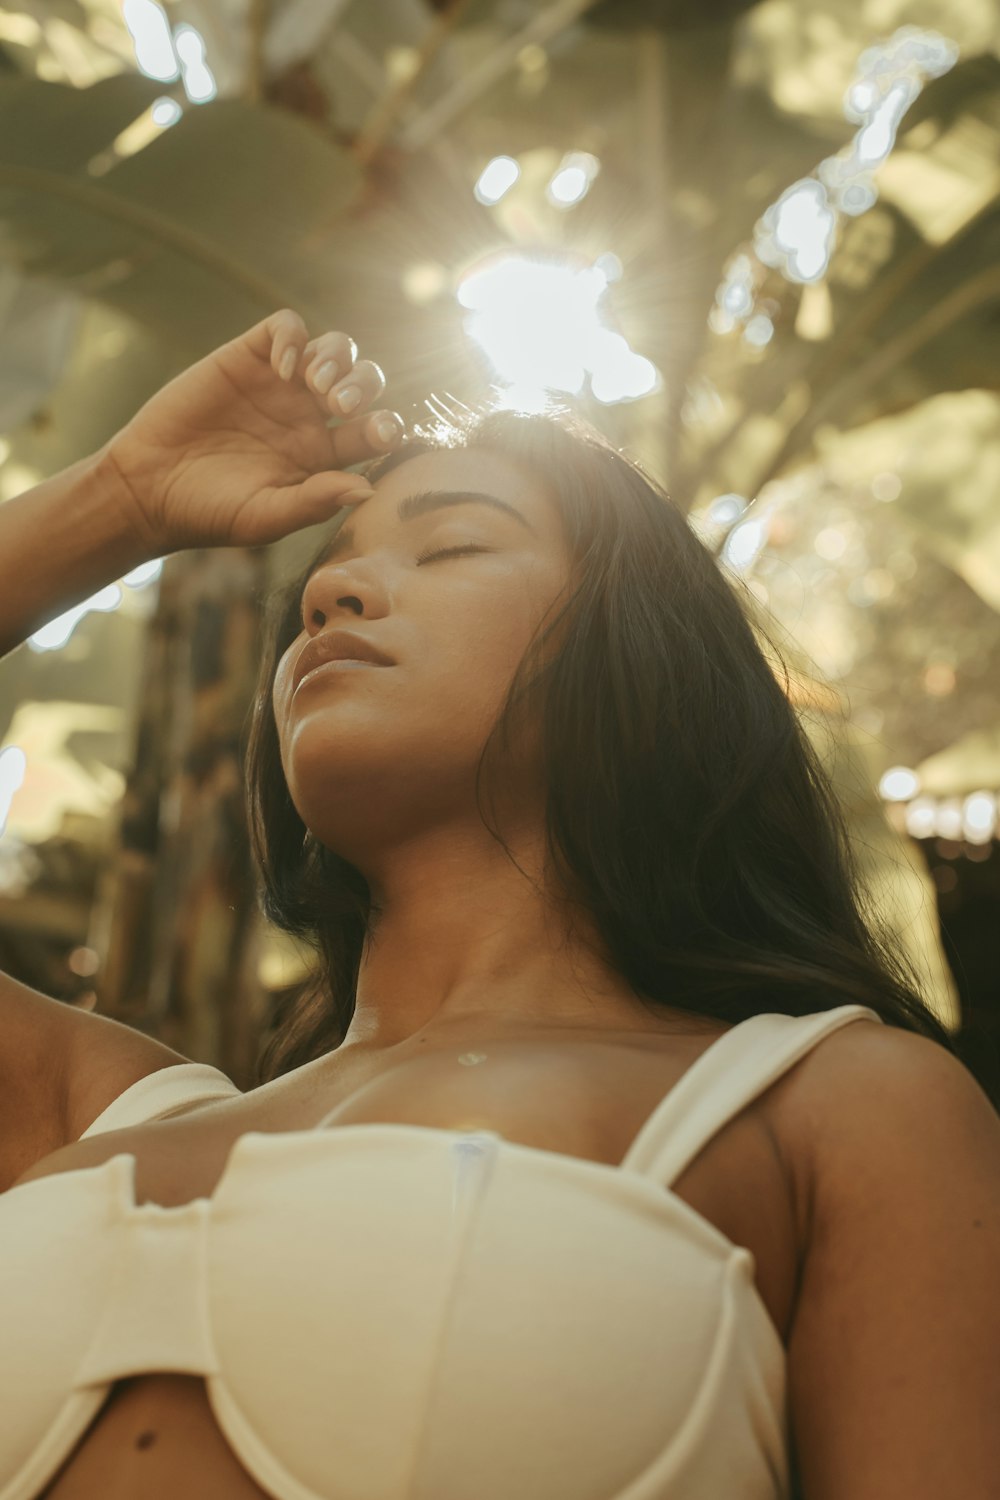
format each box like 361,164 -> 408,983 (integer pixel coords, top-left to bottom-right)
0,968 -> 193,1189
786,1023 -> 1000,1499
0,973 -> 73,1190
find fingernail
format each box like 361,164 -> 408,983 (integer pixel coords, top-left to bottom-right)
336,384 -> 362,413
279,347 -> 297,381
376,416 -> 401,444
342,487 -> 374,503
313,361 -> 338,393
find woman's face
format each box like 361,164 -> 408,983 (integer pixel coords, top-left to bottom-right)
272,447 -> 574,862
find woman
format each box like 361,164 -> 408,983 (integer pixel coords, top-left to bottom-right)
1,310 -> 997,1500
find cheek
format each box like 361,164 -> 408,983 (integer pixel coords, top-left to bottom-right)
456,573 -> 557,667
483,585 -> 564,688
270,649 -> 305,767
274,630 -> 309,699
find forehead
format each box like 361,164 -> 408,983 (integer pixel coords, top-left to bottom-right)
363,447 -> 560,534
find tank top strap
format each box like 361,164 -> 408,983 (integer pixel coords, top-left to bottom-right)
78,1061 -> 242,1139
619,1003 -> 884,1188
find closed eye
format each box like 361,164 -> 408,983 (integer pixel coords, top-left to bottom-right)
415,543 -> 490,565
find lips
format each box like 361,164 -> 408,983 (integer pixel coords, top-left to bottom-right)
293,629 -> 394,693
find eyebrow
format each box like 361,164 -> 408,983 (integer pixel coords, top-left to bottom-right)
307,489 -> 536,574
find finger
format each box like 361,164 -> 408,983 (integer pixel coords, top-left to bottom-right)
264,308 -> 311,382
247,469 -> 379,544
303,331 -> 358,393
321,358 -> 388,419
327,408 -> 405,469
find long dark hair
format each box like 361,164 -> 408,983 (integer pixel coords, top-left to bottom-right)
243,405 -> 956,1086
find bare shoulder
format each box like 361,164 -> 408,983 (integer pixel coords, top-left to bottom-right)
775,1015 -> 985,1139
803,1016 -> 998,1179
781,1019 -> 1000,1497
769,1016 -> 997,1248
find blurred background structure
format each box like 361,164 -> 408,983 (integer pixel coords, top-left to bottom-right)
0,0 -> 997,1101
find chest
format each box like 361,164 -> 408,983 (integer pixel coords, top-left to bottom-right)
25,1030 -> 804,1346
26,1029 -> 802,1500
288,1036 -> 800,1346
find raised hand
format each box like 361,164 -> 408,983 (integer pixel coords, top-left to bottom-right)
98,308 -> 404,557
